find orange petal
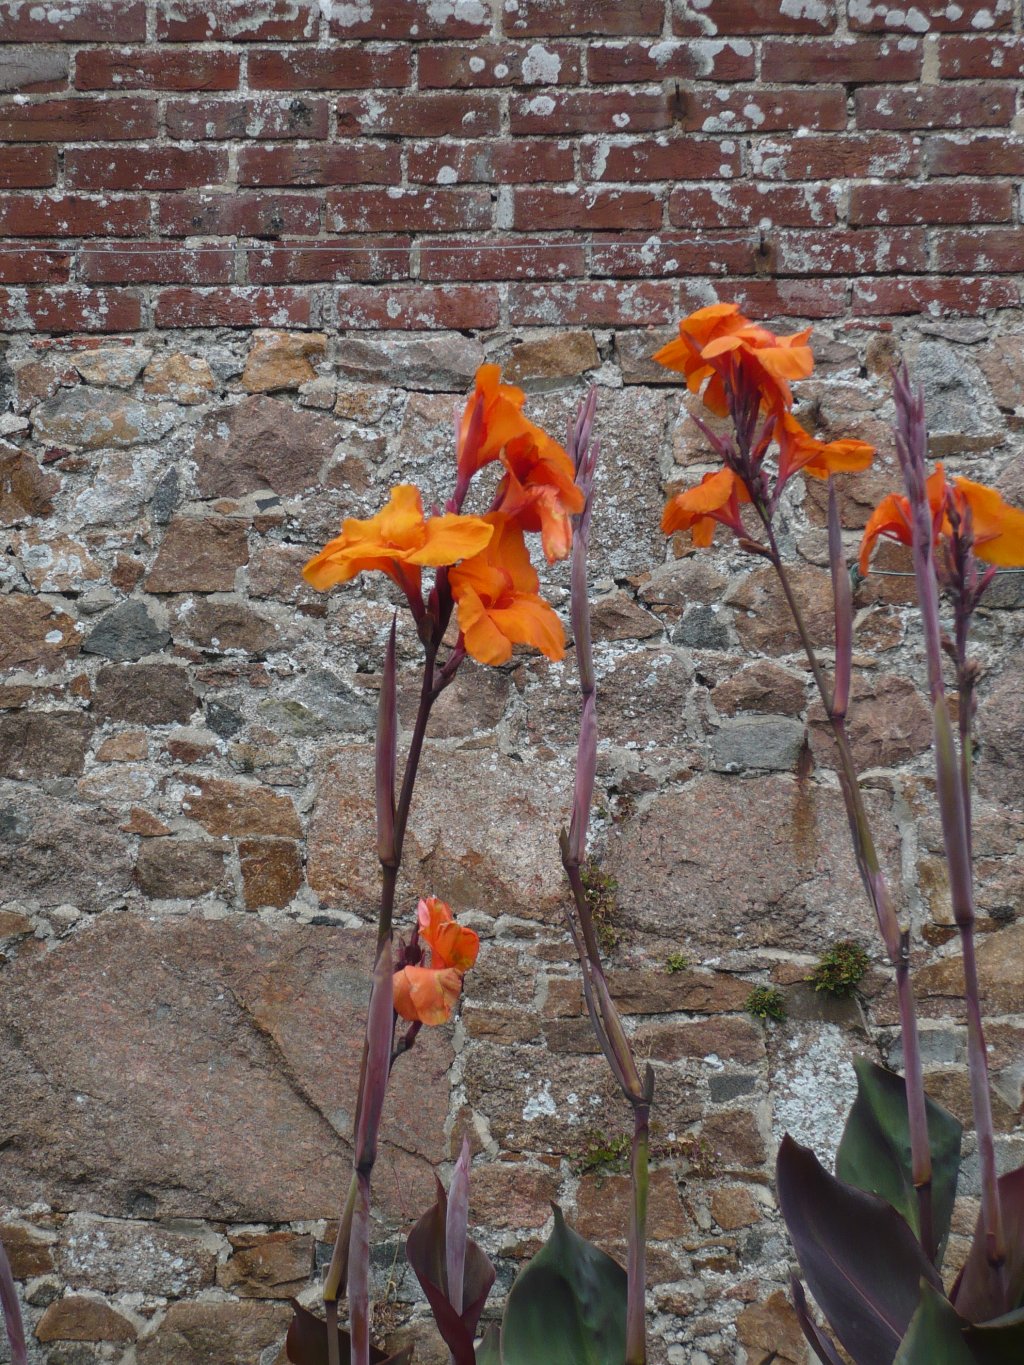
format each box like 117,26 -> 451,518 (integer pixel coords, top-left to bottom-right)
393,966 -> 464,1026
858,492 -> 911,576
489,592 -> 565,661
802,438 -> 876,481
953,476 -> 1024,567
407,512 -> 494,566
456,585 -> 514,666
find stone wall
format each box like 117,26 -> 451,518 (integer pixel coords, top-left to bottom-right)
1,3 -> 1023,1364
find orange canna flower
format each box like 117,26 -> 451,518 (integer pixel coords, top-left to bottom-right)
449,513 -> 565,666
653,302 -> 814,418
497,431 -> 585,564
774,409 -> 875,486
457,365 -> 533,481
303,484 -> 494,596
662,467 -> 752,547
393,897 -> 479,1027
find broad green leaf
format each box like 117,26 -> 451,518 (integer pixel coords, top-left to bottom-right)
501,1206 -> 626,1365
893,1281 -> 973,1364
475,1324 -> 502,1365
777,1135 -> 942,1365
837,1056 -> 962,1263
964,1308 -> 1024,1365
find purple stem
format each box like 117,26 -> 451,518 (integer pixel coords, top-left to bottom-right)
0,1237 -> 27,1365
446,1136 -> 472,1321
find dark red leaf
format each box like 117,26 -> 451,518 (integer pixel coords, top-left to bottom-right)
952,1166 -> 1024,1324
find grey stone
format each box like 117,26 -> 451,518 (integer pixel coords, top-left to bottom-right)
92,664 -> 197,726
335,334 -> 484,391
0,48 -> 69,92
57,1215 -> 216,1297
710,716 -> 807,773
73,348 -> 152,389
0,712 -> 92,779
82,602 -> 170,662
673,604 -> 731,649
708,1074 -> 758,1103
259,670 -> 375,737
151,466 -> 180,526
32,389 -> 176,450
205,699 -> 246,739
912,339 -> 1003,456
0,787 -> 132,912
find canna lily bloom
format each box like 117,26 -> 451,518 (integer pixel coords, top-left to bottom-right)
662,467 -> 752,547
654,303 -> 814,418
774,409 -> 875,487
393,897 -> 479,1026
497,430 -> 585,564
449,513 -> 565,666
457,365 -> 533,482
303,484 -> 493,598
858,467 -> 947,576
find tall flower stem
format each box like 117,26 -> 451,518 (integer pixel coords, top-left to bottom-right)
893,367 -> 1007,1303
755,502 -> 936,1261
0,1238 -> 27,1365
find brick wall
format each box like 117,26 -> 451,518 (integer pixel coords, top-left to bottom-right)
1,4 -> 1024,1365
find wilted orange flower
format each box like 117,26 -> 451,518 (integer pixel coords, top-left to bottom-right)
393,897 -> 479,1027
858,465 -> 1024,576
774,409 -> 875,486
303,484 -> 493,596
662,467 -> 751,548
449,513 -> 565,666
653,302 -> 814,417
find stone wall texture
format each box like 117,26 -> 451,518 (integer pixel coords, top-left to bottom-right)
1,2 -> 1023,1363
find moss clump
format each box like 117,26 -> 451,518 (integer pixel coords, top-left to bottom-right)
746,986 -> 787,1022
810,941 -> 870,997
666,951 -> 690,974
580,860 -> 619,954
572,1130 -> 630,1176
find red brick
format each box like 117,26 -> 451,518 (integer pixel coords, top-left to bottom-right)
939,37 -> 1024,80
0,148 -> 57,189
248,45 -> 411,89
762,37 -> 921,83
590,233 -> 758,278
505,0 -> 662,35
0,97 -> 157,143
79,243 -> 234,286
419,238 -> 585,282
933,230 -> 1024,276
66,148 -> 229,192
418,41 -> 581,87
407,139 -> 574,184
327,188 -> 491,234
0,245 -> 72,285
848,0 -> 1011,32
75,48 -> 240,91
852,277 -> 1019,317
508,280 -> 677,326
673,0 -> 836,35
681,86 -> 847,134
156,0 -> 317,41
588,38 -> 756,83
669,184 -> 837,229
514,187 -> 662,231
238,143 -> 400,187
748,134 -> 919,180
248,239 -> 411,284
719,278 -> 847,319
926,135 -> 1024,177
332,284 -> 499,330
770,228 -> 927,276
0,195 -> 150,239
337,91 -> 501,137
580,136 -> 743,183
0,0 -> 145,41
158,192 -> 322,237
510,88 -> 671,135
849,181 -> 1012,227
329,0 -> 490,39
27,288 -> 143,333
165,97 -> 329,140
154,288 -> 312,328
855,85 -> 1014,131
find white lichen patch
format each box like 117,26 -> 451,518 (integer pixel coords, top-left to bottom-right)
771,1026 -> 859,1166
521,43 -> 561,84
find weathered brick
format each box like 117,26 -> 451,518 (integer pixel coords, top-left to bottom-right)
669,183 -> 837,228
932,230 -> 1024,275
673,0 -> 836,34
848,0 -> 1011,32
329,0 -> 492,39
27,288 -> 144,334
505,0 -> 663,35
65,147 -> 229,192
0,245 -> 71,285
406,139 -> 574,184
79,242 -> 233,286
590,232 -> 757,278
75,48 -> 240,91
419,239 -> 585,282
337,90 -> 501,137
761,37 -> 922,83
248,239 -> 410,284
514,186 -> 662,230
508,281 -> 678,327
156,0 -> 318,40
237,142 -> 400,187
0,0 -> 145,41
939,36 -> 1024,80
580,136 -> 743,183
681,85 -> 847,133
154,288 -> 312,329
0,147 -> 58,188
852,277 -> 1019,317
926,135 -> 1024,177
158,192 -> 321,237
165,96 -> 330,140
0,195 -> 150,239
0,97 -> 157,142
749,133 -> 920,179
510,87 -> 671,135
327,187 -> 491,233
588,38 -> 756,83
418,41 -> 581,87
855,84 -> 1014,130
849,181 -> 1012,226
770,228 -> 927,275
721,278 -> 847,319
248,45 -> 412,89
331,284 -> 500,330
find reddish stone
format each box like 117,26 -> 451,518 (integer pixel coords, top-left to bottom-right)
146,518 -> 250,594
0,595 -> 80,672
193,396 -> 341,498
239,838 -> 303,909
36,1296 -> 136,1343
0,443 -> 58,524
182,776 -> 302,839
217,1231 -> 314,1297
469,1163 -> 559,1230
576,1168 -> 690,1243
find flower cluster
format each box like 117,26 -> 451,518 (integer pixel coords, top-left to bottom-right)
393,896 -> 479,1027
303,365 -> 580,666
657,303 -> 875,547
